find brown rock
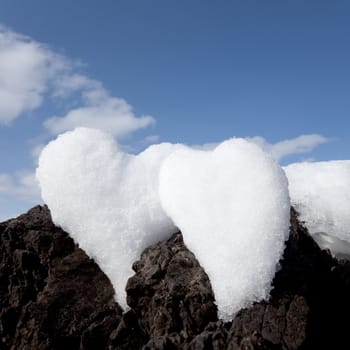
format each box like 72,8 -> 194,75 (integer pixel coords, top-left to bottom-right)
2,206 -> 350,349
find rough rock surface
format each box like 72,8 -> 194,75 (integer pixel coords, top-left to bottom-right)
0,206 -> 122,350
1,205 -> 350,349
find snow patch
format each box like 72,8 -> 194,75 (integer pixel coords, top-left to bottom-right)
37,129 -> 291,319
285,161 -> 350,256
159,139 -> 290,319
36,127 -> 182,309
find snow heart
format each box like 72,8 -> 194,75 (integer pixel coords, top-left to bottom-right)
36,127 -> 182,309
159,139 -> 290,320
37,129 -> 291,319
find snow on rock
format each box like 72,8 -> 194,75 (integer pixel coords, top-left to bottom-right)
159,139 -> 291,320
36,127 -> 182,310
311,232 -> 350,260
284,161 -> 350,257
37,129 -> 291,320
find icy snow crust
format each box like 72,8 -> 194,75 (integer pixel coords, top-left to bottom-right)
159,140 -> 291,319
36,128 -> 291,320
285,161 -> 350,255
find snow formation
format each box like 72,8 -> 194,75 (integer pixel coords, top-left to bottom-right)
285,161 -> 350,257
37,128 -> 291,320
159,139 -> 290,319
36,127 -> 183,309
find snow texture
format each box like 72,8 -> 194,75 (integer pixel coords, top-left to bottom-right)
36,127 -> 182,309
285,161 -> 350,256
37,129 -> 291,319
159,139 -> 291,320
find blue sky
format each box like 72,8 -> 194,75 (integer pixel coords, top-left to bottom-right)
0,0 -> 349,219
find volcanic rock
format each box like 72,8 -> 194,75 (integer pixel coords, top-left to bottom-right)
1,206 -> 350,349
0,206 -> 122,350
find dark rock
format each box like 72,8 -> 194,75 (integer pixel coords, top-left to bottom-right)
283,296 -> 309,350
271,208 -> 350,349
1,206 -> 350,349
108,310 -> 147,350
126,232 -> 217,347
171,208 -> 350,349
0,206 -> 122,350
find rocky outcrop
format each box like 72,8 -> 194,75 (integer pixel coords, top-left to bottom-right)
124,233 -> 217,349
1,206 -> 350,349
0,206 -> 122,350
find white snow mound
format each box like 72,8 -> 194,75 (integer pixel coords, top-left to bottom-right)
159,139 -> 291,320
36,127 -> 182,309
37,129 -> 291,319
284,161 -> 350,256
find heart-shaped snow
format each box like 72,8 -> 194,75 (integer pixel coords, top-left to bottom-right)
36,127 -> 182,309
159,139 -> 290,320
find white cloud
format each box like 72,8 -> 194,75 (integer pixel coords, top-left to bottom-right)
190,134 -> 329,161
191,142 -> 220,151
0,25 -> 157,221
0,174 -> 13,192
248,134 -> 330,162
46,72 -> 155,137
0,25 -> 155,138
0,170 -> 40,201
0,26 -> 67,124
144,134 -> 160,144
44,93 -> 155,137
52,74 -> 102,98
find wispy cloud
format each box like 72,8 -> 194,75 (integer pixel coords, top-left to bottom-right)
248,134 -> 330,162
0,171 -> 40,201
144,134 -> 160,144
0,133 -> 330,218
0,25 -> 157,218
0,25 -> 67,124
0,25 -> 155,137
0,24 -> 332,220
190,134 -> 329,161
44,89 -> 155,137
